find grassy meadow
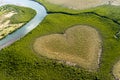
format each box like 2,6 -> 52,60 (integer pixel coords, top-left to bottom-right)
0,0 -> 120,80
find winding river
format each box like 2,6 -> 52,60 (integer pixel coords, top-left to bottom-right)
0,0 -> 47,50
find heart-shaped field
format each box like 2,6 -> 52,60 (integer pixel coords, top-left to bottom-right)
33,25 -> 102,70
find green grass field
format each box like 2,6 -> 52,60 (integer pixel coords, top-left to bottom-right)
1,0 -> 120,80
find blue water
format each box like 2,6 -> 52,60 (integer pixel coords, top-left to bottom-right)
0,0 -> 47,49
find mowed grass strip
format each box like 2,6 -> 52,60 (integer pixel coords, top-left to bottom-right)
113,61 -> 120,80
33,25 -> 102,70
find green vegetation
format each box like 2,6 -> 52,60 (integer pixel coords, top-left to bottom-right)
37,0 -> 82,13
0,5 -> 36,23
85,5 -> 120,21
1,0 -> 120,80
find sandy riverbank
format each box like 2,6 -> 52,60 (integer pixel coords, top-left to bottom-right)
0,11 -> 24,39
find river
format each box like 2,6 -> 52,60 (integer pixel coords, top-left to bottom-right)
0,0 -> 47,50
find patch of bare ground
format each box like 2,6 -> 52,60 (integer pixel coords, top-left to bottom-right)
33,25 -> 102,71
46,0 -> 120,10
113,61 -> 120,80
46,0 -> 112,10
0,11 -> 24,39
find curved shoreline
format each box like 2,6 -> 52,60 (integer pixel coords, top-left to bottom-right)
0,0 -> 47,50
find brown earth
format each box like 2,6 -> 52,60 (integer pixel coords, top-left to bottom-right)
33,25 -> 102,71
46,0 -> 111,10
113,61 -> 120,80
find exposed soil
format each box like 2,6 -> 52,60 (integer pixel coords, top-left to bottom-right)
33,25 -> 102,71
46,0 -> 120,10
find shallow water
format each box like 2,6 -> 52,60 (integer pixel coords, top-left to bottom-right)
0,0 -> 47,50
